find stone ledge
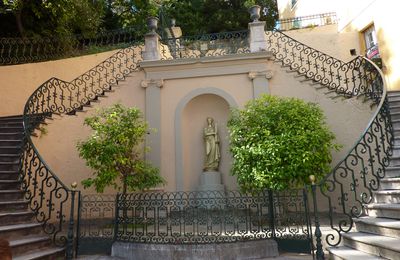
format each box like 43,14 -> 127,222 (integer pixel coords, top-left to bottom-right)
112,239 -> 279,260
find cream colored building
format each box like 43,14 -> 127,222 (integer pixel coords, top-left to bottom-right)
277,0 -> 400,91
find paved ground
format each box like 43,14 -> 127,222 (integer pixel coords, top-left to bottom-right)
77,252 -> 314,260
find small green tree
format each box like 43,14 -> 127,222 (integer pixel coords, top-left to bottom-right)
77,103 -> 164,194
228,95 -> 340,192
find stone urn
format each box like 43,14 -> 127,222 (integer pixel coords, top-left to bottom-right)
147,17 -> 159,32
249,5 -> 261,22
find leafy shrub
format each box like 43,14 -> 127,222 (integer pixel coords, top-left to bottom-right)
228,95 -> 340,192
77,104 -> 164,194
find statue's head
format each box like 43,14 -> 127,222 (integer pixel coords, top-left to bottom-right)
207,117 -> 214,125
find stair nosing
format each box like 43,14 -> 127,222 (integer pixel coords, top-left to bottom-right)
343,232 -> 400,253
12,247 -> 64,260
0,222 -> 42,232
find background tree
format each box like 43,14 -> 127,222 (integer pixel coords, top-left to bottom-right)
228,95 -> 340,192
77,104 -> 164,194
164,0 -> 278,35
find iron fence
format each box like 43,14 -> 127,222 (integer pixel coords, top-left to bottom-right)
113,190 -> 311,253
0,26 -> 145,65
275,13 -> 338,31
161,30 -> 250,60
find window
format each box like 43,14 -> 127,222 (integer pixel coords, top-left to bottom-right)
363,25 -> 379,59
291,0 -> 298,8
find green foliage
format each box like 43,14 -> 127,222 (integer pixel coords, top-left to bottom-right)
77,103 -> 164,193
228,95 -> 340,192
164,0 -> 278,35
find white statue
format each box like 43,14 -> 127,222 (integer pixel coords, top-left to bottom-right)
204,117 -> 221,171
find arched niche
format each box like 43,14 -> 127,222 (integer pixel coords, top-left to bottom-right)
175,88 -> 238,191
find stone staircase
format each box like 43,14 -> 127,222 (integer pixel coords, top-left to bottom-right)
0,115 -> 64,259
328,91 -> 400,259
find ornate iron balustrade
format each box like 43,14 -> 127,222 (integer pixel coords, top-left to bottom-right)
308,58 -> 392,253
275,13 -> 338,31
0,26 -> 144,65
265,30 -> 377,101
161,30 -> 250,60
115,189 -> 311,249
77,194 -> 116,255
21,43 -> 144,258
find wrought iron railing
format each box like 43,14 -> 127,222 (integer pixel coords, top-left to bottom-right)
21,43 -> 144,258
160,30 -> 250,60
77,194 -> 116,255
18,25 -> 392,259
275,13 -> 338,31
308,58 -> 392,254
114,190 -> 311,248
0,26 -> 145,65
265,30 -> 380,101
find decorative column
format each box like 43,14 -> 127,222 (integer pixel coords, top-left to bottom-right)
248,5 -> 268,53
141,79 -> 163,169
248,70 -> 273,98
143,32 -> 161,61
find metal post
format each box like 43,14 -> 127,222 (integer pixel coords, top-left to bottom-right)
75,191 -> 82,257
303,187 -> 315,258
113,193 -> 120,242
268,190 -> 276,239
66,182 -> 78,260
310,176 -> 324,260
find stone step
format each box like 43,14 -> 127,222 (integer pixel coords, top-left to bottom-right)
0,161 -> 19,171
394,138 -> 400,147
390,112 -> 400,121
0,179 -> 21,189
391,145 -> 400,157
373,190 -> 400,203
0,211 -> 34,226
0,190 -> 24,201
0,222 -> 42,241
366,203 -> 400,219
381,177 -> 400,190
328,246 -> 386,260
389,155 -> 400,166
0,121 -> 23,127
13,247 -> 65,260
0,139 -> 23,147
0,170 -> 19,180
10,235 -> 52,257
0,146 -> 22,154
0,132 -> 24,140
343,232 -> 400,259
354,216 -> 400,238
0,200 -> 29,213
0,116 -> 23,122
384,166 -> 400,178
0,154 -> 20,162
0,126 -> 24,133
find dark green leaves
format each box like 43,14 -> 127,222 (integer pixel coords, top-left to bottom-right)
228,95 -> 340,192
77,103 -> 164,193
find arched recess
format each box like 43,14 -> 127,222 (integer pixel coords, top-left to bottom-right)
175,87 -> 238,191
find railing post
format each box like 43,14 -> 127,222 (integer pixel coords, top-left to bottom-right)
75,191 -> 82,257
113,193 -> 120,242
143,17 -> 161,61
268,190 -> 276,239
310,175 -> 324,260
66,182 -> 78,260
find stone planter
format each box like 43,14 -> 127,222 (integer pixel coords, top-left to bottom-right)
249,5 -> 261,22
147,17 -> 159,32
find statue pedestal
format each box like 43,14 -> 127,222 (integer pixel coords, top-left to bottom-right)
197,171 -> 225,192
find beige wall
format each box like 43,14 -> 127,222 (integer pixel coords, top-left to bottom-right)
31,53 -> 373,195
337,0 -> 400,90
283,24 -> 360,62
0,50 -> 119,116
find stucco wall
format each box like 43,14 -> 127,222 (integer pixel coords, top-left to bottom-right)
277,0 -> 336,20
283,24 -> 360,62
31,52 -> 373,195
0,50 -> 119,117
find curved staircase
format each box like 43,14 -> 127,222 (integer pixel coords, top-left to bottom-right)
0,115 -> 64,259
